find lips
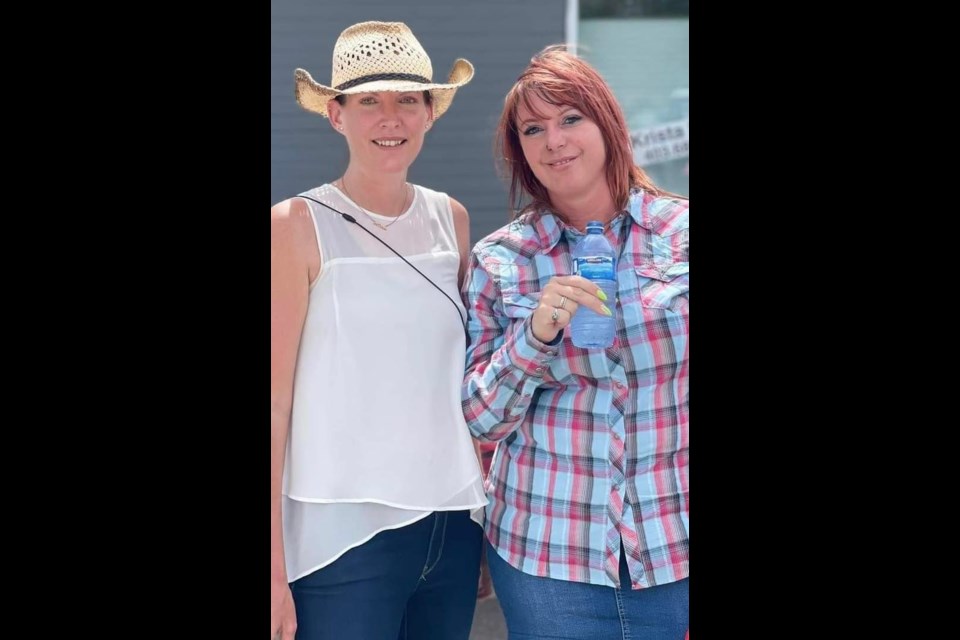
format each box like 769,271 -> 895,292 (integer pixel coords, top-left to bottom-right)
373,138 -> 407,147
546,155 -> 577,167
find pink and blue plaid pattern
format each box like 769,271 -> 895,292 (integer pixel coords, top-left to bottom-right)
462,189 -> 688,589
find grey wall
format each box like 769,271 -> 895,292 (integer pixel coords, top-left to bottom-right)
271,0 -> 567,241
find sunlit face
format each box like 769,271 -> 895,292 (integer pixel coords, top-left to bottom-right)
328,91 -> 433,174
515,93 -> 608,204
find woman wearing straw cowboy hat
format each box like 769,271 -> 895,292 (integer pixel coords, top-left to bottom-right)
271,21 -> 486,640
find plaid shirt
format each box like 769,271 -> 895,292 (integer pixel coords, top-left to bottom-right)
462,189 -> 688,589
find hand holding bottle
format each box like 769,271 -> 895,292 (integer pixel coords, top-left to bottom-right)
530,275 -> 612,344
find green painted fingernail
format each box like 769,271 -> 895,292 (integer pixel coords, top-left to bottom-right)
596,289 -> 608,301
601,304 -> 612,316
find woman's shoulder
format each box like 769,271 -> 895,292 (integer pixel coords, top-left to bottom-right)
637,190 -> 688,238
410,183 -> 467,229
271,194 -> 313,225
412,183 -> 459,215
410,182 -> 448,201
472,212 -> 544,263
270,195 -> 320,269
271,184 -> 335,212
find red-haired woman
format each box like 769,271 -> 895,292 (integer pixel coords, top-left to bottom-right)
462,46 -> 689,639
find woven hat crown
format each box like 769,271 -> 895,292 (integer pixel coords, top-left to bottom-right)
294,21 -> 474,120
331,22 -> 433,90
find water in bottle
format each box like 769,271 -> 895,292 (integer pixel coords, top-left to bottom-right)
570,221 -> 617,348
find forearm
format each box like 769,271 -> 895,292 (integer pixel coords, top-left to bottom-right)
270,407 -> 291,585
463,315 -> 559,441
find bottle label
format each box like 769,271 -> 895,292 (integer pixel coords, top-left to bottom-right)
574,256 -> 615,281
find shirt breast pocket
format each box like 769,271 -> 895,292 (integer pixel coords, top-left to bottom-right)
634,261 -> 688,315
619,261 -> 688,356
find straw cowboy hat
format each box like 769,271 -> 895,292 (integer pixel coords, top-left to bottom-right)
294,21 -> 474,120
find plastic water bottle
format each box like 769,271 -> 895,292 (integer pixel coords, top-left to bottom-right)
570,221 -> 617,348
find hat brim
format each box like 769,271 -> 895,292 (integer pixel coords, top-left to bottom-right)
294,58 -> 474,120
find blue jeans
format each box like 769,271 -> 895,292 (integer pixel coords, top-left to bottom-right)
486,539 -> 688,639
290,510 -> 482,639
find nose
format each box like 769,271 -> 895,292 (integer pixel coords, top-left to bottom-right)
545,127 -> 566,151
379,100 -> 400,127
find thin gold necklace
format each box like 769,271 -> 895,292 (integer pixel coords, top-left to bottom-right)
338,177 -> 409,231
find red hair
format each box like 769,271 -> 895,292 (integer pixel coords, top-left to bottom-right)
495,45 -> 678,218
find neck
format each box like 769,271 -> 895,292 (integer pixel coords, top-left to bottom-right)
549,188 -> 619,233
339,167 -> 410,216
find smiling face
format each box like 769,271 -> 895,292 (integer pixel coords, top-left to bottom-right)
328,91 -> 434,175
515,92 -> 609,211
495,47 -> 646,220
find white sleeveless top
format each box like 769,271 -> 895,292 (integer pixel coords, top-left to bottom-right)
281,183 -> 487,582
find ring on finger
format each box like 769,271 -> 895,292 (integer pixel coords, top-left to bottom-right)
550,308 -> 560,324
558,295 -> 567,310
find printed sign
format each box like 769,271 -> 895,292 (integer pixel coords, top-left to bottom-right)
631,119 -> 689,167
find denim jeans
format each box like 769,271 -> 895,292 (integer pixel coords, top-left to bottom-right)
486,539 -> 688,639
290,510 -> 482,639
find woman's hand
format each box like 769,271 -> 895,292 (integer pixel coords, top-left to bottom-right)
530,275 -> 612,343
271,580 -> 297,640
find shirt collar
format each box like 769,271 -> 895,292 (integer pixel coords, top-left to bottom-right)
531,188 -> 646,252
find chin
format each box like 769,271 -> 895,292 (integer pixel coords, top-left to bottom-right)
547,178 -> 584,197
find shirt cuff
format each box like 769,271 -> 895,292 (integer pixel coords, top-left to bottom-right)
506,317 -> 562,377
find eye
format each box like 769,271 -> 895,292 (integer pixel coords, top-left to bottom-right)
562,114 -> 582,125
521,125 -> 542,136
358,96 -> 377,105
399,95 -> 419,104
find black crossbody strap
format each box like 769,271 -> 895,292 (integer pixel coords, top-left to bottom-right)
297,193 -> 468,342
